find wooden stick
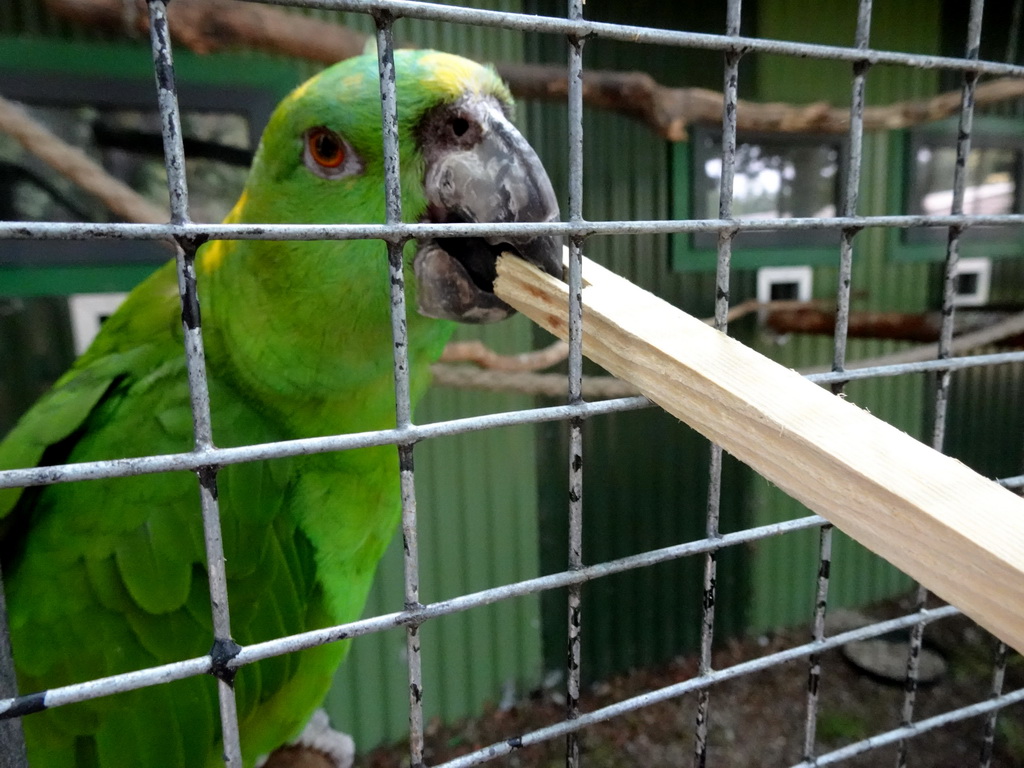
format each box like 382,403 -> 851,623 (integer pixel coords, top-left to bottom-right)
494,254 -> 1024,654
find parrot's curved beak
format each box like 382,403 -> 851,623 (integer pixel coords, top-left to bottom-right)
413,96 -> 562,324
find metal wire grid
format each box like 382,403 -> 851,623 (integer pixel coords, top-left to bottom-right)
1,1 -> 1024,767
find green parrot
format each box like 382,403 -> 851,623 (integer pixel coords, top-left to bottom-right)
0,49 -> 559,767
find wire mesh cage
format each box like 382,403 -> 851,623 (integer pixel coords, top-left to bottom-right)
2,1 -> 1024,767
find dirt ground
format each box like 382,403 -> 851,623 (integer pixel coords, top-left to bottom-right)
355,599 -> 1024,768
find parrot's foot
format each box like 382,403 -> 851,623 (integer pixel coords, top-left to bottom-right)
258,710 -> 355,768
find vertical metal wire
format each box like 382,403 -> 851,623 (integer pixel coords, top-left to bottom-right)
931,0 -> 984,447
372,15 -> 426,767
978,640 -> 1008,768
693,2 -> 742,766
977,10 -> 1017,762
145,2 -> 242,766
802,2 -> 873,762
830,0 -> 872,375
0,567 -> 27,768
897,3 -> 985,766
564,0 -> 586,765
801,523 -> 833,760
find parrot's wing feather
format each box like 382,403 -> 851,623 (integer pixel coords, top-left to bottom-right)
5,348 -> 217,765
0,257 -> 181,521
0,350 -> 145,520
4,342 -> 333,767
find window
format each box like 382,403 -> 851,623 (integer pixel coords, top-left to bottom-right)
3,102 -> 253,219
672,127 -> 846,271
951,257 -> 992,307
0,40 -> 298,296
913,146 -> 1016,217
698,135 -> 840,223
908,121 -> 1022,232
0,40 -> 300,434
756,265 -> 813,304
890,118 -> 1024,261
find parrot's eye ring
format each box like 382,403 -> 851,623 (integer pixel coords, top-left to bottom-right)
303,127 -> 361,180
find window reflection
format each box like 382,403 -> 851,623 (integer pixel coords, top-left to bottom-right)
690,130 -> 844,249
914,145 -> 1017,216
701,139 -> 840,220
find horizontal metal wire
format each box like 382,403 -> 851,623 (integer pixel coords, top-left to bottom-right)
435,605 -> 965,768
806,351 -> 1024,385
253,0 -> 1024,78
7,349 -> 1024,493
2,214 -> 1022,243
0,397 -> 650,490
791,686 -> 1024,767
0,655 -> 213,720
0,513 -> 827,720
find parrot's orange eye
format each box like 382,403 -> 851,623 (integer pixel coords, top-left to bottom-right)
302,127 -> 361,180
308,128 -> 345,168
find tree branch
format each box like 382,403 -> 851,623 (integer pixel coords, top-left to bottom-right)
438,339 -> 569,371
768,307 -> 1024,347
799,309 -> 1024,375
44,0 -> 1024,140
44,0 -> 368,63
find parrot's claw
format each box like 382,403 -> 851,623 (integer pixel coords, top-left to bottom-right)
257,710 -> 355,768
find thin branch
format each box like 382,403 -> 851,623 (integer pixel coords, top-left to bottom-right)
802,310 -> 1024,375
431,365 -> 641,399
767,307 -> 1024,345
44,0 -> 368,63
721,298 -> 832,325
438,339 -> 568,371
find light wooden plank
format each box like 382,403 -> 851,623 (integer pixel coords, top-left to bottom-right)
494,253 -> 1024,653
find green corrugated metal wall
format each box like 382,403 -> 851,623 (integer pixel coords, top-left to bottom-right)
747,0 -> 1024,631
525,0 -> 981,683
744,0 -> 943,631
524,1 -> 754,683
